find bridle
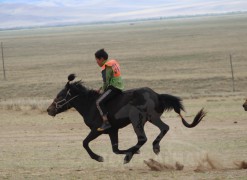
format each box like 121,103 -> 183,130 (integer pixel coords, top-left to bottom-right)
54,89 -> 79,110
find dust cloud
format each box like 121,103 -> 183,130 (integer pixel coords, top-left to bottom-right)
144,153 -> 247,172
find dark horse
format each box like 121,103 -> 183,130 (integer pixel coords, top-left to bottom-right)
47,74 -> 206,164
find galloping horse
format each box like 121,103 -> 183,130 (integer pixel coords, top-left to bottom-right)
47,74 -> 206,164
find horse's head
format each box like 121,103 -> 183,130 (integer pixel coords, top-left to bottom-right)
243,99 -> 247,111
47,74 -> 82,117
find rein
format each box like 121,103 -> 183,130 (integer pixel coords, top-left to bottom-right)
54,90 -> 79,110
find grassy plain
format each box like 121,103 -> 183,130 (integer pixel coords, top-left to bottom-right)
0,14 -> 247,179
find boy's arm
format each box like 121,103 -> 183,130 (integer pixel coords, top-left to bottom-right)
103,66 -> 113,90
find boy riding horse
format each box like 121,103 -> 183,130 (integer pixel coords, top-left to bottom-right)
94,49 -> 124,131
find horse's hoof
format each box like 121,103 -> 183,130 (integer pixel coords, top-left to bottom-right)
124,153 -> 133,164
153,148 -> 160,155
97,156 -> 104,162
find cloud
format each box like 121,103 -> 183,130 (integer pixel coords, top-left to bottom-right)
0,0 -> 247,28
105,0 -> 247,20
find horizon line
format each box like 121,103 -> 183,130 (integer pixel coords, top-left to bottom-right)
0,11 -> 246,31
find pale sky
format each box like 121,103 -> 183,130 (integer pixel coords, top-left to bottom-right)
0,0 -> 247,29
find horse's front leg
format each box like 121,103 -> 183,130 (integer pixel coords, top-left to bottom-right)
108,130 -> 140,154
83,130 -> 103,162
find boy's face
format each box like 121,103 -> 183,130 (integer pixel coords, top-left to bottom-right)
95,57 -> 105,67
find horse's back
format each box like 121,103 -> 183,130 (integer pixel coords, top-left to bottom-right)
109,87 -> 159,113
122,87 -> 157,96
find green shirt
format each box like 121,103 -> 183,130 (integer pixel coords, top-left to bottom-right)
101,61 -> 124,91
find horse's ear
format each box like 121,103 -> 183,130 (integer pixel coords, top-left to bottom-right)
68,74 -> 76,82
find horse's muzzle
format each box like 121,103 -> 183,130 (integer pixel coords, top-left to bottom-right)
47,106 -> 56,117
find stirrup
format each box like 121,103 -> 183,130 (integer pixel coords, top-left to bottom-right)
97,122 -> 111,131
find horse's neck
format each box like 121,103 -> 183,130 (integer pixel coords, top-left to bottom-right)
72,91 -> 99,121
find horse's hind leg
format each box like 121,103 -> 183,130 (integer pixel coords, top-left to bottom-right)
150,117 -> 169,155
109,130 -> 140,154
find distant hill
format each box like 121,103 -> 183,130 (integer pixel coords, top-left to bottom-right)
0,11 -> 246,31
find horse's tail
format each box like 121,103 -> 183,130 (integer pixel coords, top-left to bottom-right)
158,94 -> 206,128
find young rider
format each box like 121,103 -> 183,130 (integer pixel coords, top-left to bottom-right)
95,49 -> 124,131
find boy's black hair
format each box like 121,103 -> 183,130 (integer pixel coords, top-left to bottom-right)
95,49 -> 108,60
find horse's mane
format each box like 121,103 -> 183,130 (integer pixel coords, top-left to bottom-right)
67,74 -> 100,98
71,80 -> 100,98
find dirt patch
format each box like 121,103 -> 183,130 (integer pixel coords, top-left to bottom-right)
194,154 -> 223,172
195,154 -> 247,172
234,161 -> 247,169
144,159 -> 184,171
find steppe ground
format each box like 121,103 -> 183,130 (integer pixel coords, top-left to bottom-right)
0,13 -> 247,179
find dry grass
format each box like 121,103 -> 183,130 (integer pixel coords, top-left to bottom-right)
0,98 -> 51,112
0,13 -> 247,179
